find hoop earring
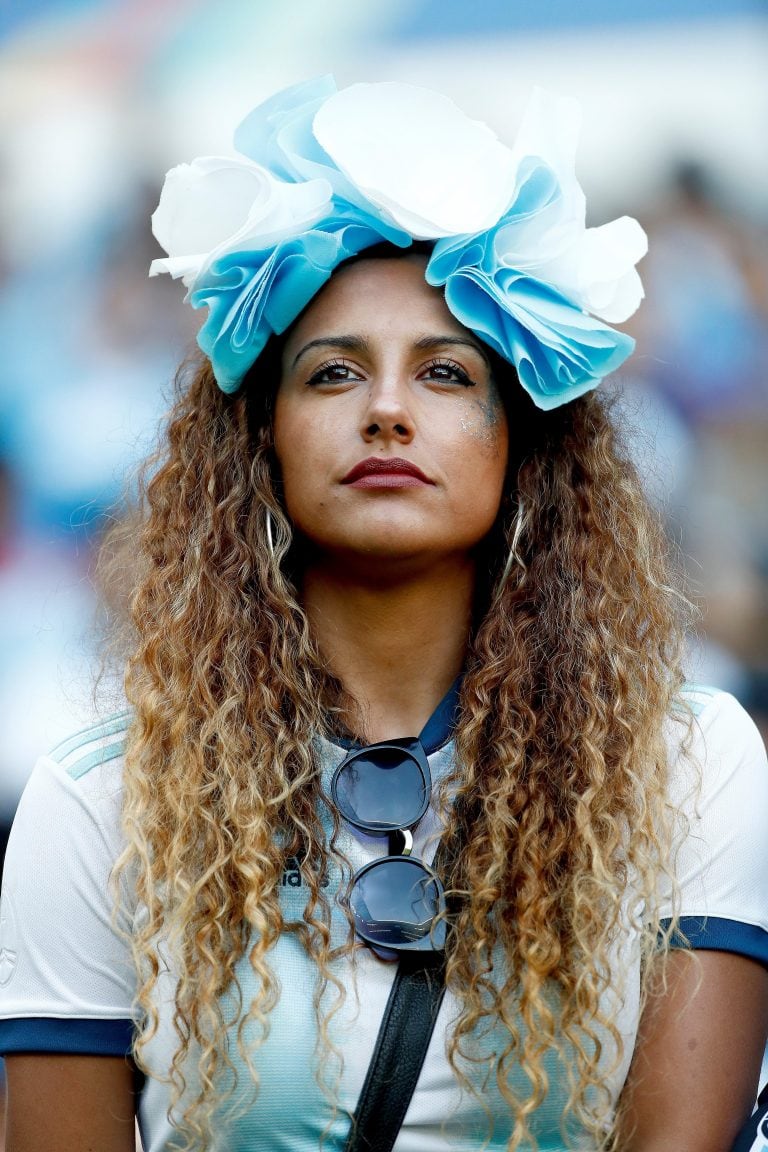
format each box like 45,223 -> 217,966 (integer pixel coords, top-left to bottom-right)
496,500 -> 526,597
265,507 -> 275,559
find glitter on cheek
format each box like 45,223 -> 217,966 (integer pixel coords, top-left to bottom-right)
458,394 -> 504,450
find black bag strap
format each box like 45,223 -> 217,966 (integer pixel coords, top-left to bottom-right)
731,1079 -> 768,1152
344,952 -> 447,1152
344,833 -> 458,1152
347,959 -> 768,1152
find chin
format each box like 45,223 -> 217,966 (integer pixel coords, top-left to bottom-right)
311,531 -> 481,575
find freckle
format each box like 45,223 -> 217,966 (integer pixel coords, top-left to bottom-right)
687,1037 -> 698,1051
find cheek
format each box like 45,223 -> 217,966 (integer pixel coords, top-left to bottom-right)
451,395 -> 509,499
272,401 -> 312,510
272,398 -> 337,525
451,398 -> 509,529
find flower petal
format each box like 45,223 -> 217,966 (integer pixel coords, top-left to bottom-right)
234,75 -> 338,181
149,253 -> 206,282
234,75 -> 370,210
554,217 -> 648,322
314,82 -> 519,238
429,244 -> 636,409
151,154 -> 335,290
215,176 -> 333,264
510,87 -> 584,224
152,157 -> 268,262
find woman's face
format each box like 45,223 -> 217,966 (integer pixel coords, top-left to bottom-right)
274,256 -> 509,573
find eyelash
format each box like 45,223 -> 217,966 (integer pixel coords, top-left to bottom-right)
306,359 -> 359,386
421,358 -> 476,387
306,357 -> 476,387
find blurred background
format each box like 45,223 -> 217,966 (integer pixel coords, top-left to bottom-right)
0,0 -> 767,1138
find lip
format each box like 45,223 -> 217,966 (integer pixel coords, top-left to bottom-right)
341,457 -> 435,488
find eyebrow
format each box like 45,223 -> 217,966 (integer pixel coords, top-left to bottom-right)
290,333 -> 491,370
291,335 -> 371,369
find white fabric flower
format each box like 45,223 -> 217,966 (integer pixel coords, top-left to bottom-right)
509,87 -> 584,222
313,82 -> 519,240
501,88 -> 647,323
150,156 -> 332,287
548,216 -> 648,322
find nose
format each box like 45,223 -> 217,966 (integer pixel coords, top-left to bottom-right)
360,374 -> 415,446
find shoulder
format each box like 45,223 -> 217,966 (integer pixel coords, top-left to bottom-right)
663,685 -> 768,957
8,710 -> 132,866
668,684 -> 767,804
42,708 -> 130,802
0,711 -> 137,1053
48,709 -> 132,786
677,682 -> 760,733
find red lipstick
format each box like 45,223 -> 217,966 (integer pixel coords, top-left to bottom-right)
341,457 -> 434,489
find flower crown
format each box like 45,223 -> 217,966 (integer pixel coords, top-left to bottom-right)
150,76 -> 646,410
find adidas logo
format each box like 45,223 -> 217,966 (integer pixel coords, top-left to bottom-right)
281,856 -> 330,889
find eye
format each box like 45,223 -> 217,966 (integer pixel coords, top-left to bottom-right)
306,359 -> 362,387
420,358 -> 476,388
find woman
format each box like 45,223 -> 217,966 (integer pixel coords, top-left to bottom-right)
1,78 -> 767,1152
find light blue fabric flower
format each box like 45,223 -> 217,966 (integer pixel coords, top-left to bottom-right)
190,208 -> 410,393
426,158 -> 636,409
232,76 -> 370,214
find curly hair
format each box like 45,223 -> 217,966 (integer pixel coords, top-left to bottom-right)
105,310 -> 691,1149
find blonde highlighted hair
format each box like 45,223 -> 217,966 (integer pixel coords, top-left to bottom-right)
106,328 -> 690,1149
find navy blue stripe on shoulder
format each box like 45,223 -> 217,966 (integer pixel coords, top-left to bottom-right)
0,1017 -> 134,1057
419,675 -> 461,754
662,916 -> 768,966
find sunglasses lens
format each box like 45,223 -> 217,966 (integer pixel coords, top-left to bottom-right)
335,746 -> 428,830
350,858 -> 446,952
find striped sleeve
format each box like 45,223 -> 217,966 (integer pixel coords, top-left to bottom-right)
0,713 -> 136,1055
662,688 -> 768,966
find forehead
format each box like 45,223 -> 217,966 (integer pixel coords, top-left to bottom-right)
283,255 -> 473,352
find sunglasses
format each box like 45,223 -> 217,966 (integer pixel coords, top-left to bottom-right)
331,738 -> 447,953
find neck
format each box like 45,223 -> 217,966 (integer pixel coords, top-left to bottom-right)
302,556 -> 476,743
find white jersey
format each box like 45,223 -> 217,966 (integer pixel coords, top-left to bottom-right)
1,686 -> 767,1150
